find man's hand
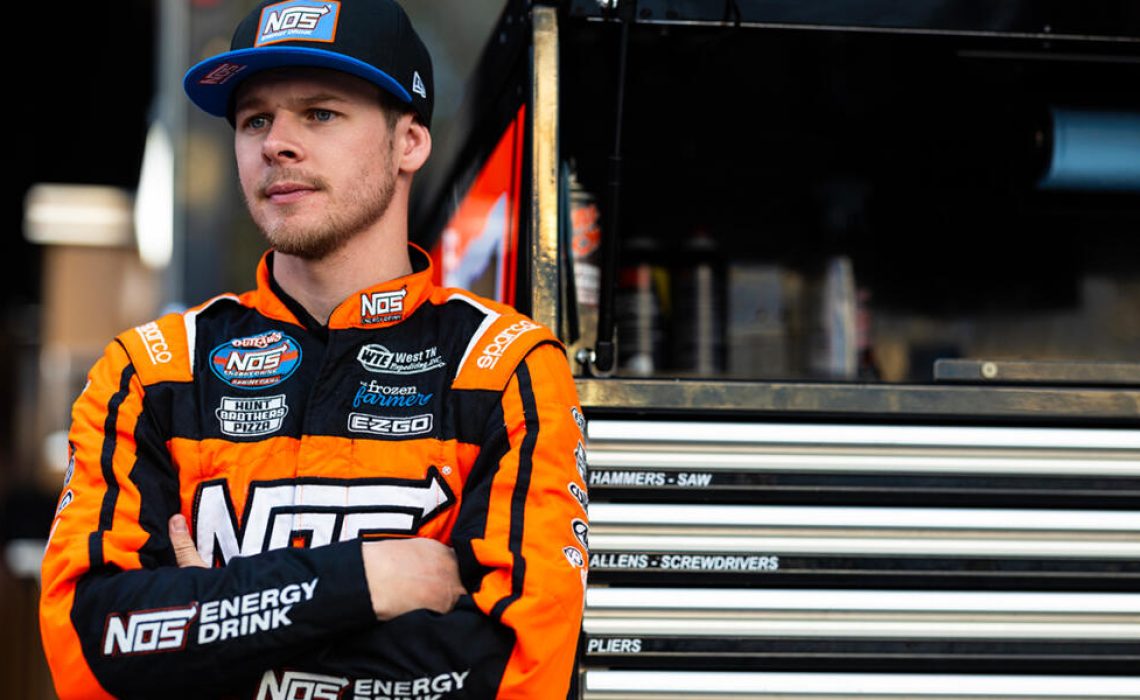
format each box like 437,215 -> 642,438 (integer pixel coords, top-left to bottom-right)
362,538 -> 465,621
170,515 -> 462,618
169,514 -> 208,568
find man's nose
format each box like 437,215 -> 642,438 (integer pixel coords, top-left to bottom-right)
262,115 -> 304,163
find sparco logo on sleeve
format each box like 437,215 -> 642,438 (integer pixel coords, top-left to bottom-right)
102,605 -> 198,656
477,320 -> 539,369
135,321 -> 173,364
256,670 -> 348,700
256,0 -> 340,46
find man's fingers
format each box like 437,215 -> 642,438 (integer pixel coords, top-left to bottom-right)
169,514 -> 208,568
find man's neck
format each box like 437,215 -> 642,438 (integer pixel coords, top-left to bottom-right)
271,233 -> 414,325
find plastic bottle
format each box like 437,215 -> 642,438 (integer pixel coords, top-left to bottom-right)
669,226 -> 725,376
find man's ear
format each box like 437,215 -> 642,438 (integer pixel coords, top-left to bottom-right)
398,117 -> 432,174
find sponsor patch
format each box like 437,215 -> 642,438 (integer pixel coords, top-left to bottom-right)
572,518 -> 589,550
210,331 -> 301,389
360,288 -> 407,324
353,670 -> 472,700
55,489 -> 73,516
198,62 -> 246,86
198,578 -> 318,645
135,321 -> 173,364
64,442 -> 76,486
216,395 -> 289,437
256,0 -> 340,46
357,344 -> 444,375
256,670 -> 347,700
574,441 -> 588,482
353,381 -> 433,408
347,412 -> 433,437
568,482 -> 589,512
194,471 -> 456,563
103,604 -> 198,656
477,319 -> 539,370
571,406 -> 587,437
563,545 -> 585,568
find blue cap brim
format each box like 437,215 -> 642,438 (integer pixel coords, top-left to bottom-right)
183,46 -> 413,118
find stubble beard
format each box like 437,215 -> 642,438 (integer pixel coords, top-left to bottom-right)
249,150 -> 397,261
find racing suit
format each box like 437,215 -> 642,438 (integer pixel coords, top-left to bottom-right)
39,244 -> 589,699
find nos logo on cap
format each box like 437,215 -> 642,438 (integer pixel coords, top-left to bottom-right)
256,0 -> 341,46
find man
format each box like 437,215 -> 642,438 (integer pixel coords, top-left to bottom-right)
38,1 -> 589,698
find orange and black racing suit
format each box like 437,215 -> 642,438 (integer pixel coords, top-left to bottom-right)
39,245 -> 589,699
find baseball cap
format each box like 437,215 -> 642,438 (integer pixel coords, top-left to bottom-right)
183,0 -> 433,128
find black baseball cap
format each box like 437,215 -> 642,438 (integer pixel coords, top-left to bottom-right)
183,0 -> 433,128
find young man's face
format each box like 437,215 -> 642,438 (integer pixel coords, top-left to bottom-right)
233,68 -> 403,260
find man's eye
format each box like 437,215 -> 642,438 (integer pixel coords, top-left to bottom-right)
244,115 -> 269,130
312,109 -> 335,122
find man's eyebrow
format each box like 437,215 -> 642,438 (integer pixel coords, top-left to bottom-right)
296,93 -> 349,106
233,92 -> 348,114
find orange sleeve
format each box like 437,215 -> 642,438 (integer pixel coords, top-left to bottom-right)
465,342 -> 588,698
39,338 -> 156,699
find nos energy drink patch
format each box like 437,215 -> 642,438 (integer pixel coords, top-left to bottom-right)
256,1 -> 341,46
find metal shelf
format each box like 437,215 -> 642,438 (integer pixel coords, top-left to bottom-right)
577,378 -> 1140,423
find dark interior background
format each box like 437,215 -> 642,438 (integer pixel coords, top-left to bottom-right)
561,18 -> 1140,317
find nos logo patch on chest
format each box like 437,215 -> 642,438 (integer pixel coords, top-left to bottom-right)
192,470 -> 455,565
209,331 -> 302,389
